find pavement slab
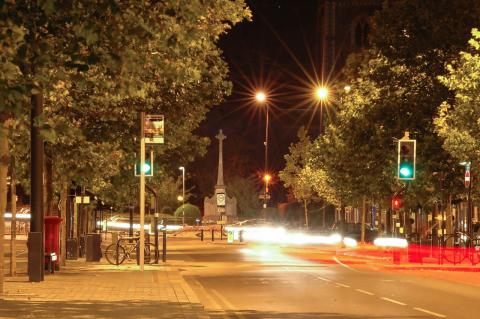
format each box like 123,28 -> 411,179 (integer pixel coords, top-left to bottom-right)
1,260 -> 211,319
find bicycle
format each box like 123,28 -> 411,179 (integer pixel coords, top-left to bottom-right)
105,236 -> 157,265
442,232 -> 480,265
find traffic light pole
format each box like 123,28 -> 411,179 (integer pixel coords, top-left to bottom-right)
139,112 -> 145,271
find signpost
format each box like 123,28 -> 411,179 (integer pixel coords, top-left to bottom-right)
139,114 -> 164,271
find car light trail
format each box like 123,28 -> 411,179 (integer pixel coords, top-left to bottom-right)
343,237 -> 358,247
4,212 -> 31,219
97,221 -> 183,231
225,226 -> 343,246
373,237 -> 408,248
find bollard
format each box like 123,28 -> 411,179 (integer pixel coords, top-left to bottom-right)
162,229 -> 167,262
239,230 -> 243,243
393,249 -> 401,264
211,229 -> 214,242
201,229 -> 204,241
154,213 -> 159,263
220,225 -> 224,240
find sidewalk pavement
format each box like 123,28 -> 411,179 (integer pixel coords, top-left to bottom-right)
1,259 -> 211,319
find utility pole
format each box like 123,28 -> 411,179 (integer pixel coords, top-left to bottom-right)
29,93 -> 44,282
145,184 -> 158,263
139,112 -> 146,271
10,157 -> 17,276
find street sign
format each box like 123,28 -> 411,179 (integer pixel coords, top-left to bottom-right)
258,194 -> 271,200
465,170 -> 471,188
464,162 -> 471,188
144,115 -> 164,144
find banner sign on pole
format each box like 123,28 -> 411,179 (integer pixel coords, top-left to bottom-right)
145,115 -> 164,144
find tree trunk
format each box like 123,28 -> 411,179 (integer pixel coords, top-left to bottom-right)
44,152 -> 53,216
59,181 -> 68,267
0,121 -> 10,294
360,195 -> 366,244
9,156 -> 16,276
303,199 -> 309,229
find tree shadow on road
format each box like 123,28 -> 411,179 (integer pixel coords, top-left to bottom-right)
0,300 -> 430,319
210,309 -> 429,319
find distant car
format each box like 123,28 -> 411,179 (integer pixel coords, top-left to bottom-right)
331,223 -> 378,242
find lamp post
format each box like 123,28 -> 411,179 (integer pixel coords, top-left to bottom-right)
256,91 -> 269,208
460,161 -> 473,237
179,166 -> 185,225
315,86 -> 329,135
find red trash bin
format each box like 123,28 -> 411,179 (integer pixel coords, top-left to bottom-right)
44,216 -> 62,268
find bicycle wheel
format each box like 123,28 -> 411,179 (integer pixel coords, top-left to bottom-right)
105,244 -> 126,265
144,243 -> 157,264
443,234 -> 467,264
470,239 -> 480,265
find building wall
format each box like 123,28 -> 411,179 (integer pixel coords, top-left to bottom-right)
320,0 -> 383,78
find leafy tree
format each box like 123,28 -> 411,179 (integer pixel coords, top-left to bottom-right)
435,28 -> 480,197
435,29 -> 480,163
310,0 -> 480,214
279,128 -> 317,228
0,0 -> 251,287
226,176 -> 261,218
174,203 -> 201,224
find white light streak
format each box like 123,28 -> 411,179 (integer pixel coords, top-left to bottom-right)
373,237 -> 408,248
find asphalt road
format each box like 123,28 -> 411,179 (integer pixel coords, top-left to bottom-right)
171,240 -> 480,319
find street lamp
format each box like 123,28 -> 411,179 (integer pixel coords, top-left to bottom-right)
314,86 -> 329,135
256,91 -> 269,208
179,166 -> 185,225
460,161 -> 473,237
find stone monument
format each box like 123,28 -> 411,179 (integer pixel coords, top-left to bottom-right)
203,130 -> 237,222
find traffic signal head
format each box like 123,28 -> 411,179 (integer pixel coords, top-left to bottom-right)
398,139 -> 416,180
134,151 -> 153,176
392,196 -> 402,210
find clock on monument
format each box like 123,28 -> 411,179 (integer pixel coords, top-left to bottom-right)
216,193 -> 226,207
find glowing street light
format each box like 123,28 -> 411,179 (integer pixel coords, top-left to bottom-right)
256,91 -> 270,209
315,86 -> 329,101
255,91 -> 267,103
314,86 -> 329,135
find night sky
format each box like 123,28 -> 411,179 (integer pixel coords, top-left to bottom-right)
192,0 -> 323,204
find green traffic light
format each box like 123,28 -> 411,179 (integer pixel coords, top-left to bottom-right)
142,163 -> 151,173
399,163 -> 413,178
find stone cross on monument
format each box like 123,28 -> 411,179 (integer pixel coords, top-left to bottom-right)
203,129 -> 237,222
216,129 -> 226,188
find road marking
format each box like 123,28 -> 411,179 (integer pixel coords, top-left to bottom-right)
191,279 -> 225,312
333,256 -> 358,272
335,283 -> 350,288
211,289 -> 247,319
356,289 -> 374,296
317,276 -> 331,282
381,297 -> 406,306
413,307 -> 446,318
